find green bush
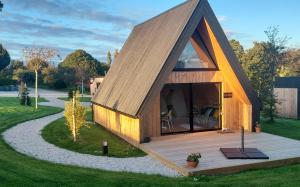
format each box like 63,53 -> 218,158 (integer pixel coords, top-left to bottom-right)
53,79 -> 67,89
19,86 -> 31,106
0,77 -> 17,86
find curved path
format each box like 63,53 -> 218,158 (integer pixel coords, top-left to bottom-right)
2,93 -> 179,177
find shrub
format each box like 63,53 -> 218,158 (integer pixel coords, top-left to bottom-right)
0,77 -> 17,86
187,153 -> 201,163
20,86 -> 31,106
53,79 -> 67,89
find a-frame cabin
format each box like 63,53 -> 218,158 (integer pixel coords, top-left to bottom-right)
92,0 -> 260,145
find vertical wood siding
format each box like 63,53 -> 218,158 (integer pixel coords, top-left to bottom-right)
275,88 -> 298,119
93,105 -> 141,144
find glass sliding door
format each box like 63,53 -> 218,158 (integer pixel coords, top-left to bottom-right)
161,83 -> 221,135
192,83 -> 221,131
160,84 -> 191,134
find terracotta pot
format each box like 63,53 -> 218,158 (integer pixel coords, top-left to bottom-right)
187,161 -> 198,168
255,127 -> 261,133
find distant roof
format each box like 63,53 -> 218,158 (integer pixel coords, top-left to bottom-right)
275,77 -> 300,88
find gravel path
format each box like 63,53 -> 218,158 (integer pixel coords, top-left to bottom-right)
2,95 -> 179,177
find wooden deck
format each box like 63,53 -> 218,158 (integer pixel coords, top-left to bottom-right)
140,131 -> 300,176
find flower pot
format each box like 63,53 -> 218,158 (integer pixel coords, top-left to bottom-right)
187,161 -> 198,168
255,127 -> 261,133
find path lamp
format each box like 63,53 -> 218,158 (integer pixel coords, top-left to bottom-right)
102,140 -> 108,155
0,1 -> 3,12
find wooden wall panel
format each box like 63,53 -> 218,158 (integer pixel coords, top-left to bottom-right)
140,93 -> 161,139
275,88 -> 298,119
222,79 -> 252,130
141,71 -> 252,139
166,71 -> 223,83
93,105 -> 141,144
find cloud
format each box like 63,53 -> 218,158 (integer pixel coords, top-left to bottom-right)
1,41 -> 74,63
224,29 -> 252,40
5,12 -> 54,25
217,16 -> 228,23
0,20 -> 125,44
5,0 -> 137,27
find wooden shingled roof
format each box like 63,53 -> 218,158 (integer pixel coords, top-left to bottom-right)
92,0 -> 260,118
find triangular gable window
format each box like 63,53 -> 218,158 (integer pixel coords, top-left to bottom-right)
174,37 -> 217,70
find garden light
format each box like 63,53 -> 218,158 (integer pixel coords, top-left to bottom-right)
102,140 -> 108,155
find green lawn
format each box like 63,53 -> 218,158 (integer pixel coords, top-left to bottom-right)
0,97 -> 60,131
38,97 -> 49,102
58,97 -> 91,102
261,117 -> 300,140
42,112 -> 146,157
1,98 -> 300,187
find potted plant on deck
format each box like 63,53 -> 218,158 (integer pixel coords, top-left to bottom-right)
255,122 -> 261,133
186,153 -> 201,168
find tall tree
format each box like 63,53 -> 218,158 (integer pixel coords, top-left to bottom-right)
60,49 -> 98,93
244,42 -> 269,98
23,47 -> 57,109
0,1 -> 3,12
243,27 -> 288,121
279,48 -> 300,76
0,44 -> 10,71
10,60 -> 25,70
107,51 -> 112,66
229,39 -> 245,66
262,26 -> 288,121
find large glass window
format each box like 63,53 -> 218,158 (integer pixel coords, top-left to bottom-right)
161,83 -> 221,134
174,38 -> 217,70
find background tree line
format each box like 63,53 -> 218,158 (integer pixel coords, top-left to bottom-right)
0,48 -> 110,91
230,26 -> 300,121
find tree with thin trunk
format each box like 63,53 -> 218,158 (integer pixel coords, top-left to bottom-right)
64,91 -> 86,142
107,51 -> 112,66
262,26 -> 288,121
23,47 -> 57,109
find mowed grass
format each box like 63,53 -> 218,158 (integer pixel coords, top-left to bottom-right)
0,97 -> 60,131
1,97 -> 300,187
42,112 -> 146,157
261,117 -> 300,140
58,97 -> 91,102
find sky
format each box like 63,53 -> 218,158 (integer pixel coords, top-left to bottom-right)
0,0 -> 300,63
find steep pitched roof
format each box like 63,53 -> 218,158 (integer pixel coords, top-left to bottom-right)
92,0 -> 201,116
93,0 -> 260,118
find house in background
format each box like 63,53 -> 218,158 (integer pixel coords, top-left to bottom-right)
90,77 -> 104,96
92,0 -> 260,145
275,77 -> 300,119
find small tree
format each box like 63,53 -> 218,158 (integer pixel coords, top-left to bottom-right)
107,51 -> 112,66
23,47 -> 57,109
19,83 -> 31,106
64,91 -> 86,142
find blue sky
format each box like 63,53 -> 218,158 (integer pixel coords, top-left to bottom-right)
0,0 -> 299,63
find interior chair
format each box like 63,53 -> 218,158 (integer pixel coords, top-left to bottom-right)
161,110 -> 174,132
